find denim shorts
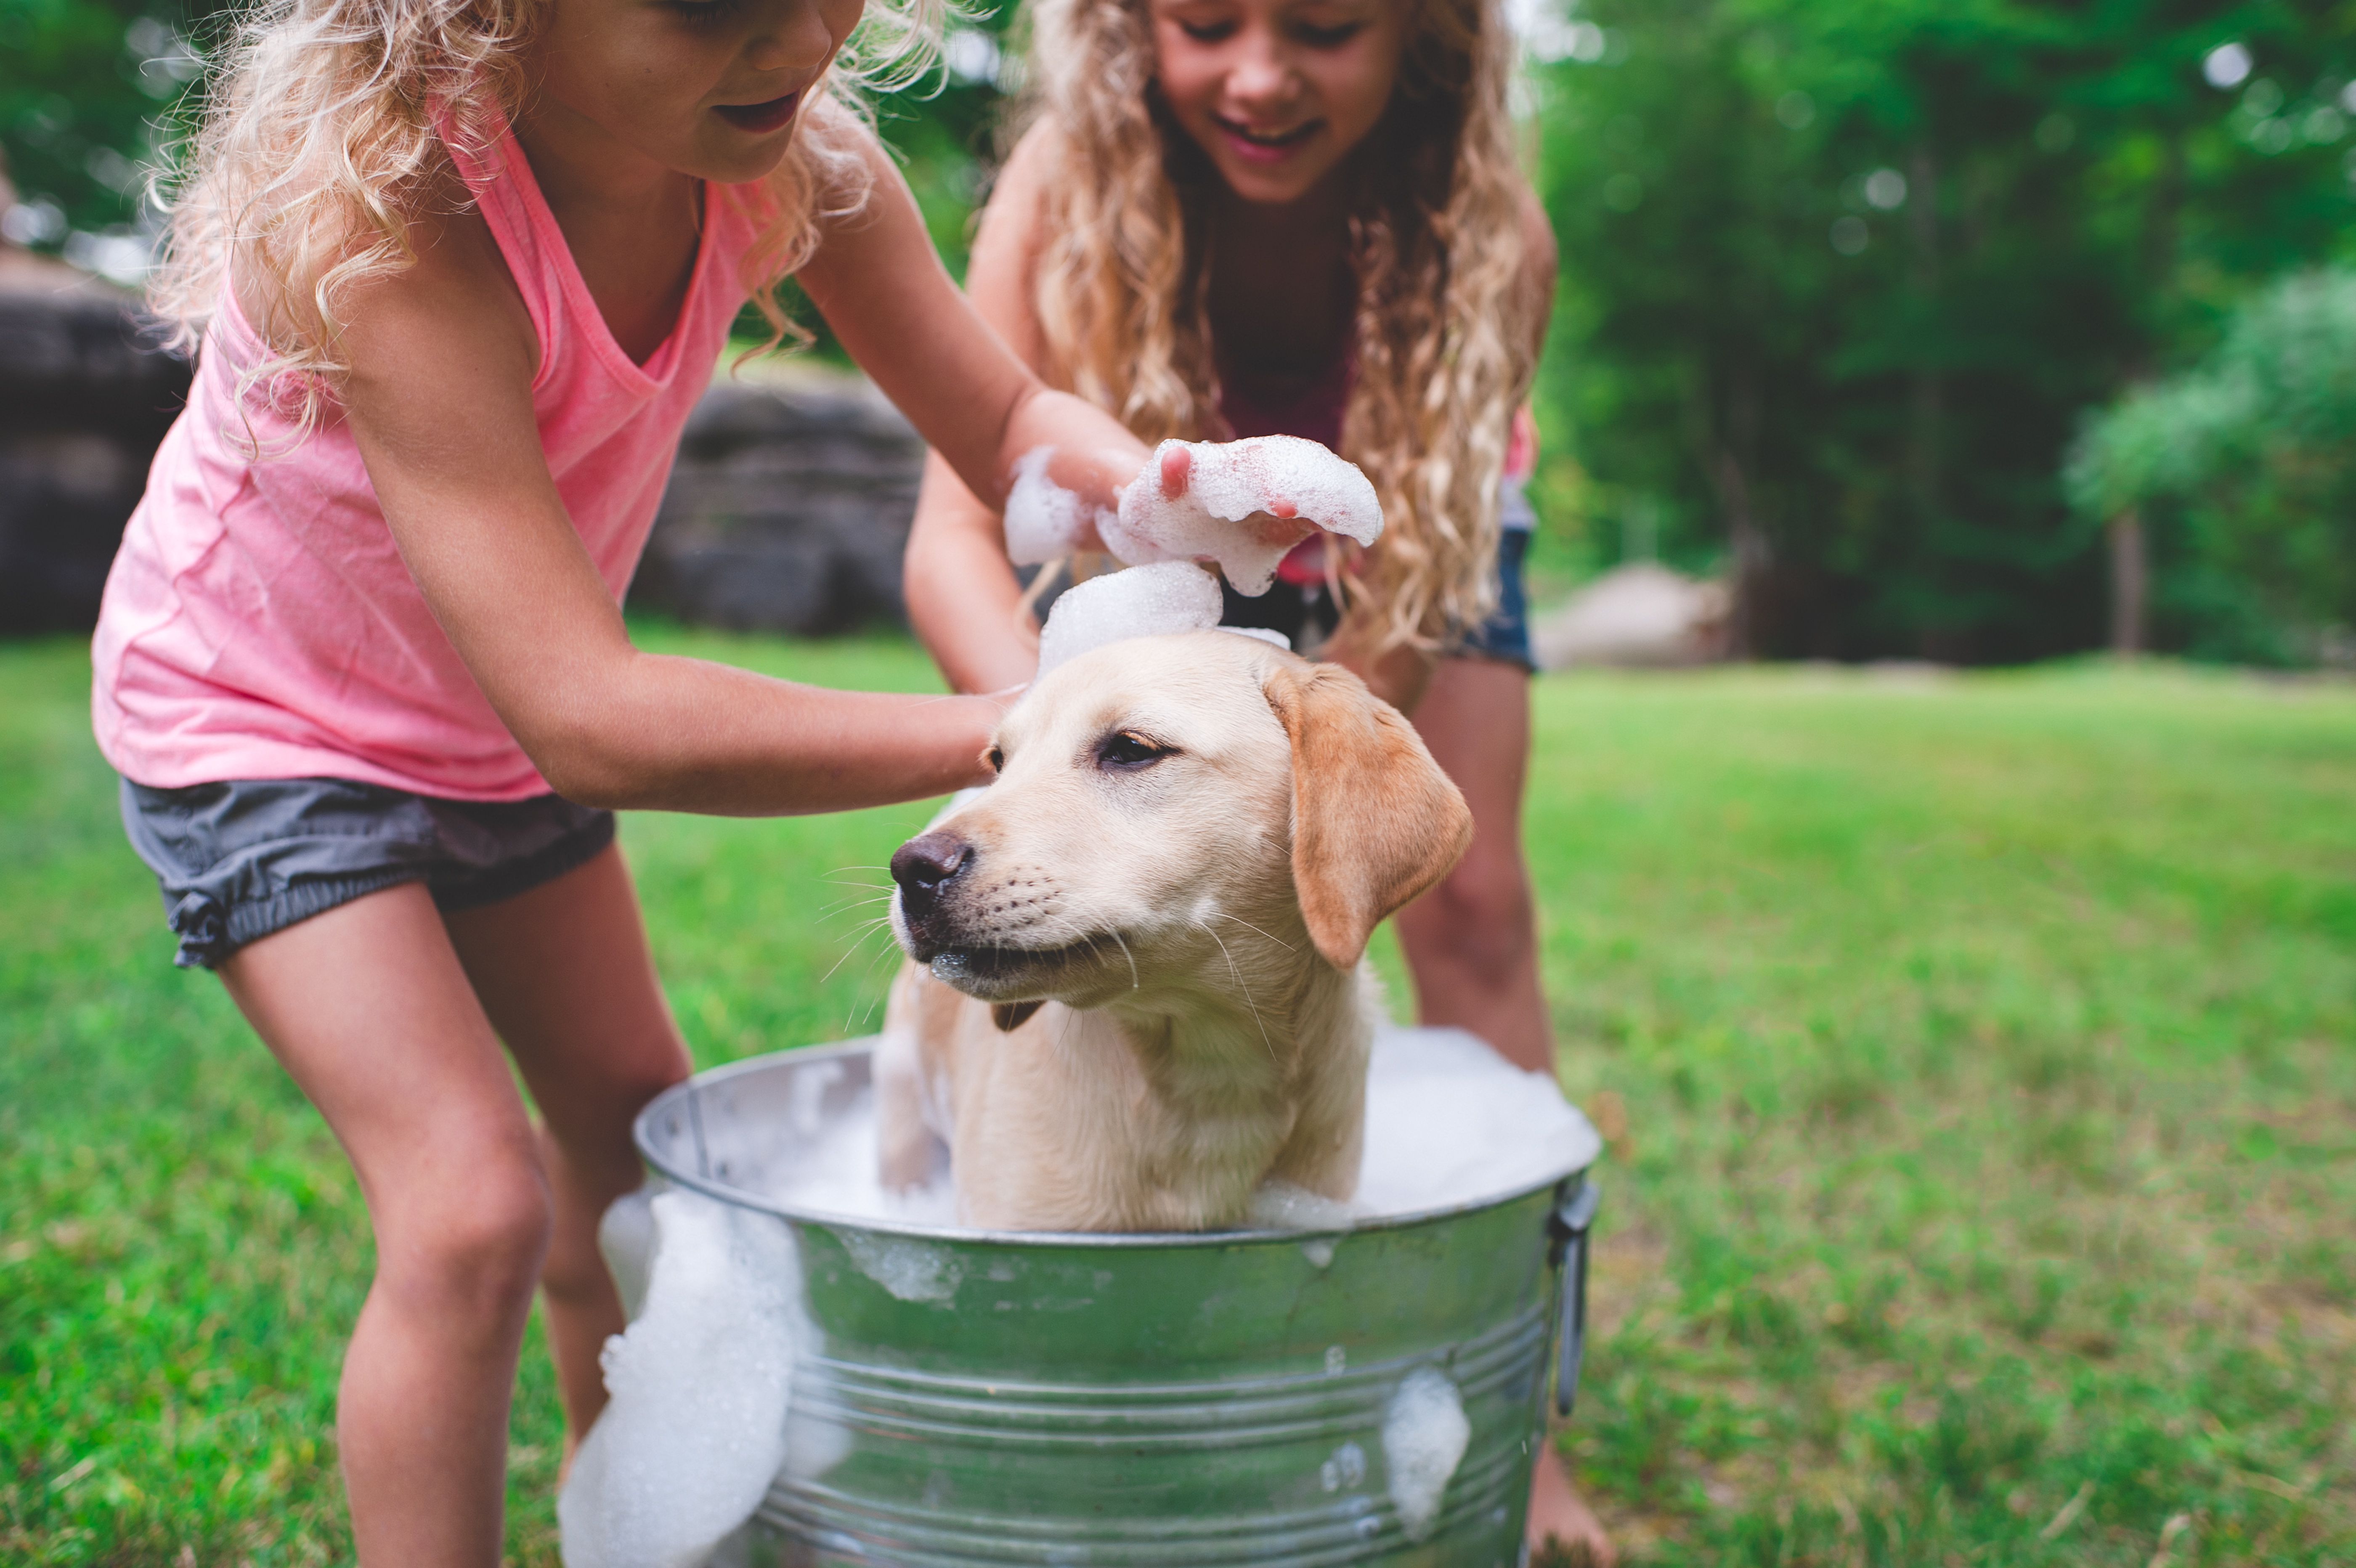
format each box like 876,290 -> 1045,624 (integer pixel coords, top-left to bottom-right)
121,776 -> 616,970
1218,525 -> 1536,672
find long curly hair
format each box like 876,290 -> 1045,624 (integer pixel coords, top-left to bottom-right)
1014,0 -> 1540,653
149,0 -> 947,428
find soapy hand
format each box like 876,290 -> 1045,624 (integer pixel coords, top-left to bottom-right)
1108,436 -> 1384,596
1004,436 -> 1384,597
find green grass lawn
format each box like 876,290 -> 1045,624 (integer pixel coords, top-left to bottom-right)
4,632 -> 2351,1566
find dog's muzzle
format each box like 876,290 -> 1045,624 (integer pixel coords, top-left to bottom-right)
890,828 -> 972,960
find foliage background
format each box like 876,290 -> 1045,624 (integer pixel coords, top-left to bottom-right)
2067,265 -> 2356,667
3,1 -> 2354,655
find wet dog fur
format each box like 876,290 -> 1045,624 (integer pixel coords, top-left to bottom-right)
880,629 -> 1470,1231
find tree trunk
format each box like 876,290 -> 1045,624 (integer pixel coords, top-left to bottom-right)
1715,361 -> 1767,657
1905,143 -> 1943,536
2109,510 -> 2147,656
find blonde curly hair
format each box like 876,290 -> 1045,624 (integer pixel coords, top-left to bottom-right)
1014,0 -> 1541,653
149,0 -> 948,428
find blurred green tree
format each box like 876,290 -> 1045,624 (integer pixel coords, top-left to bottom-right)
1531,0 -> 2356,660
0,0 -> 1011,293
2067,266 -> 2356,665
0,0 -> 213,262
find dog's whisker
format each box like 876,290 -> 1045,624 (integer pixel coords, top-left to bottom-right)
847,936 -> 905,1032
822,918 -> 896,984
817,891 -> 895,918
820,891 -> 895,913
1206,911 -> 1297,953
1108,930 -> 1141,990
1197,920 -> 1276,1065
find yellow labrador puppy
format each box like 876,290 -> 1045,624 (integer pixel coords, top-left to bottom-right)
880,629 -> 1470,1231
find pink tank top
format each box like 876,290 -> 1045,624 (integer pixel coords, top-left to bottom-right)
93,113 -> 759,800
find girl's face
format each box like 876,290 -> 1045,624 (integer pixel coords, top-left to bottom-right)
530,0 -> 865,184
1148,0 -> 1408,207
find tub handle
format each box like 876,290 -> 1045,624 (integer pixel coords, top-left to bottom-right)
1549,1178 -> 1601,1418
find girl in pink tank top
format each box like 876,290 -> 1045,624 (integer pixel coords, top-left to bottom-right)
90,0 -> 1173,1555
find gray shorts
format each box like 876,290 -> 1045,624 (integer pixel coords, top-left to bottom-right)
121,776 -> 616,970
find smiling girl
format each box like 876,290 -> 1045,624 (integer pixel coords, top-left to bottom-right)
91,0 -> 1157,1556
897,0 -> 1607,1551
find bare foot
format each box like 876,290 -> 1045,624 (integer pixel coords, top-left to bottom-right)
1527,1441 -> 1615,1567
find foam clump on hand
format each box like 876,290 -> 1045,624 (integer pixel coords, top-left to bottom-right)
1108,436 -> 1384,596
559,1189 -> 807,1568
1003,447 -> 1115,567
1035,560 -> 1225,677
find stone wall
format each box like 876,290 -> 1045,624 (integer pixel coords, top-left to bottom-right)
0,253 -> 190,635
629,374 -> 926,635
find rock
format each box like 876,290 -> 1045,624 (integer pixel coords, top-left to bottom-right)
630,369 -> 925,635
1531,562 -> 1730,670
0,249 -> 190,635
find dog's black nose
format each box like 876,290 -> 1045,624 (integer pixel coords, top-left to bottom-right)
891,830 -> 972,920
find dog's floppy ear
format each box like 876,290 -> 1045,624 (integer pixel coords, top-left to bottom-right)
1263,661 -> 1473,968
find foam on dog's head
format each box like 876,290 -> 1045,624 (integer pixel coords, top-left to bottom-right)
1035,560 -> 1226,677
1105,436 -> 1384,596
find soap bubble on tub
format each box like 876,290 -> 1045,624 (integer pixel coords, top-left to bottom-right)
561,1190 -> 813,1568
1247,1180 -> 1356,1232
1034,560 -> 1224,677
1321,1441 -> 1369,1492
834,1226 -> 962,1303
1382,1365 -> 1472,1543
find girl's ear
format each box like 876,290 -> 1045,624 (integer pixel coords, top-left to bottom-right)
1261,660 -> 1472,968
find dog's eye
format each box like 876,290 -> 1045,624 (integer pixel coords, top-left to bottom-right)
1096,731 -> 1170,771
985,746 -> 1005,775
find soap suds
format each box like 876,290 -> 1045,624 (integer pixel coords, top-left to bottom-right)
1110,436 -> 1384,595
1003,446 -> 1114,567
560,1190 -> 810,1568
1007,437 -> 1384,600
753,1024 -> 1599,1228
1349,1027 -> 1602,1218
1247,1181 -> 1356,1232
834,1226 -> 961,1303
1321,1441 -> 1369,1492
1382,1366 -> 1472,1542
1034,560 -> 1224,677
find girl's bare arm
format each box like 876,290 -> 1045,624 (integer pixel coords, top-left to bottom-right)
334,204 -> 1004,817
798,126 -> 1146,551
896,125 -> 1065,694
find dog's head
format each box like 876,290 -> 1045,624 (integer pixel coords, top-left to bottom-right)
889,630 -> 1471,1019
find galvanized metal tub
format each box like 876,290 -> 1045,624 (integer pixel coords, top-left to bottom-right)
635,1037 -> 1600,1568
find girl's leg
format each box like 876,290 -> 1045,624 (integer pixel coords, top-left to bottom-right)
220,883 -> 558,1568
1398,658 -> 1616,1565
441,843 -> 692,1454
1397,655 -> 1552,1074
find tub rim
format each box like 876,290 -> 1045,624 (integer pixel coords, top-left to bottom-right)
634,1037 -> 1598,1250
